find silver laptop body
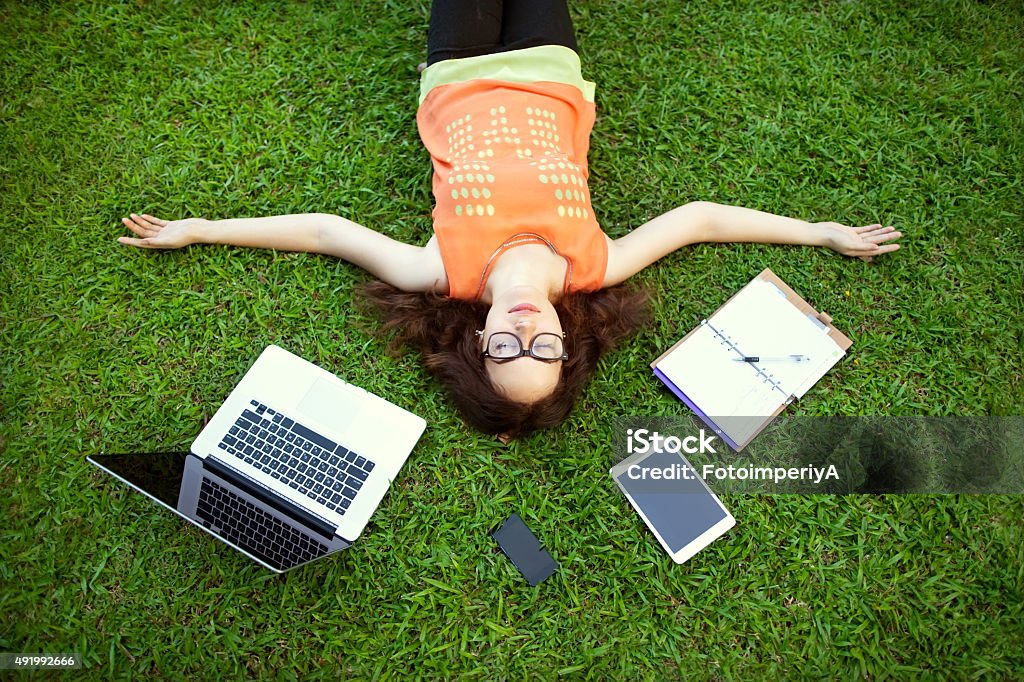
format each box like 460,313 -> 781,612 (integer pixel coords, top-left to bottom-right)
88,344 -> 426,572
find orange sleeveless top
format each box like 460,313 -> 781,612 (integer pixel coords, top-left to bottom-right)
417,46 -> 608,301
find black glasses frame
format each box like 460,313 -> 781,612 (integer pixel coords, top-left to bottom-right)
479,331 -> 568,363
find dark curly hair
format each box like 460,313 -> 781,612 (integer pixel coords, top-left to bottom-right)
360,282 -> 650,438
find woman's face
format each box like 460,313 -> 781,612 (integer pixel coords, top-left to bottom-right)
481,286 -> 564,404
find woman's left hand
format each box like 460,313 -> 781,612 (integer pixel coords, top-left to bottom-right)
819,222 -> 902,262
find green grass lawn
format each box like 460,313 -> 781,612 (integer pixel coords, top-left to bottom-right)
2,0 -> 1022,677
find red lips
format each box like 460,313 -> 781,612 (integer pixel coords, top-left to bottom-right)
509,303 -> 541,313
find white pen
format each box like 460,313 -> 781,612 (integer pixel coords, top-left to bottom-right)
736,355 -> 810,363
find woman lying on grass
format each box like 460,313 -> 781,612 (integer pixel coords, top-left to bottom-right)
119,0 -> 902,437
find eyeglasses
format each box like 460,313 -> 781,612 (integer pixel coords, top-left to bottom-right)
479,331 -> 568,363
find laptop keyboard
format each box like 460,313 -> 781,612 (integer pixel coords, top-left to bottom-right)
216,399 -> 376,515
196,477 -> 327,571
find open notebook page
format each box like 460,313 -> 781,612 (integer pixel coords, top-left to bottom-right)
707,279 -> 845,398
655,323 -> 786,418
655,279 -> 846,431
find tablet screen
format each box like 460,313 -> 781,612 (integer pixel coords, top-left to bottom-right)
614,450 -> 729,553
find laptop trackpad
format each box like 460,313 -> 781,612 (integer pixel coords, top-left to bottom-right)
296,377 -> 362,433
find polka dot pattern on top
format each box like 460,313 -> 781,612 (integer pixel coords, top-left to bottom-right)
417,65 -> 608,301
437,104 -> 594,225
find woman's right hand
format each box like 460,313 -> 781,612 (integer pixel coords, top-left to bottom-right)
819,222 -> 902,262
118,213 -> 207,249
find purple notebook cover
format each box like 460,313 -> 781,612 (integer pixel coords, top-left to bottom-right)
652,367 -> 742,452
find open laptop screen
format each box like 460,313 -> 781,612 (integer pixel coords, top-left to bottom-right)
88,452 -> 188,510
88,452 -> 349,572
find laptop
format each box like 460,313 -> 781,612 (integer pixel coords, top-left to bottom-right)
87,344 -> 426,573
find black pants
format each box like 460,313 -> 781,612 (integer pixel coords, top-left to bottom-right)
427,0 -> 579,66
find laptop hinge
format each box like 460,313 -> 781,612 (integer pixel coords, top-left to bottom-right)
202,455 -> 338,540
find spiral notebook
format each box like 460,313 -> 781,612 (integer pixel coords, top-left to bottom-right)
652,269 -> 852,451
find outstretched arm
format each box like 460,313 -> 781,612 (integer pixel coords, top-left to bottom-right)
119,212 -> 445,292
602,201 -> 902,286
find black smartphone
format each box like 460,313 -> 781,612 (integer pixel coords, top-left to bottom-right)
490,513 -> 558,586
